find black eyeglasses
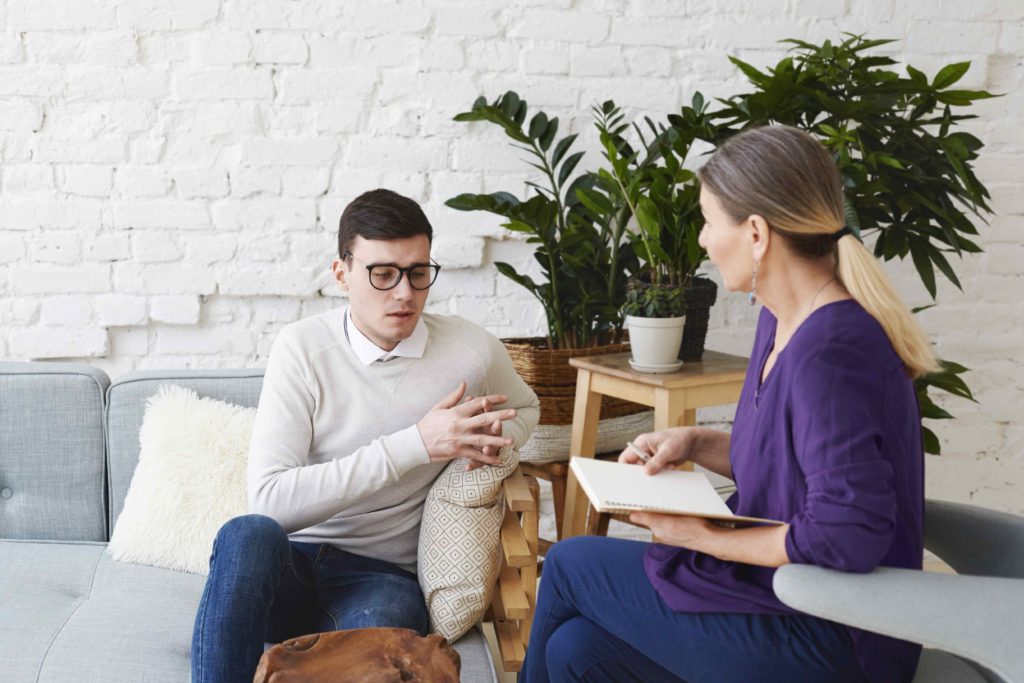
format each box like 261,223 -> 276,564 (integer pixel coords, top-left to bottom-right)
343,252 -> 441,291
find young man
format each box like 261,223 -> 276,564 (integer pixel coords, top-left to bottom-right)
191,189 -> 540,683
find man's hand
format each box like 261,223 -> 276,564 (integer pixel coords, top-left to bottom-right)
417,383 -> 515,467
466,397 -> 504,472
618,427 -> 700,475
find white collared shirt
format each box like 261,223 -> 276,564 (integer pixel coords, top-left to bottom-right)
344,306 -> 428,365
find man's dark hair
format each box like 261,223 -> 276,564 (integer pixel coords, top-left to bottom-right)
337,189 -> 433,258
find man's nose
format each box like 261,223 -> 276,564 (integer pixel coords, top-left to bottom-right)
392,275 -> 415,300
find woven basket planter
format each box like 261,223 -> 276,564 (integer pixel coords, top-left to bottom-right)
503,337 -> 648,426
503,336 -> 652,464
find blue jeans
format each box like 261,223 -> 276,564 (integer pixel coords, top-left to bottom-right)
191,514 -> 428,683
520,536 -> 865,683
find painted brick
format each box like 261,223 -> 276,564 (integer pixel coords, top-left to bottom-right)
113,263 -> 216,295
2,164 -> 54,193
175,68 -> 274,100
115,0 -> 221,31
150,295 -> 202,324
219,267 -> 321,296
0,234 -> 27,263
277,68 -> 377,104
115,166 -> 171,197
282,167 -> 330,197
0,200 -> 104,230
154,326 -> 256,355
84,234 -> 131,262
0,33 -> 23,63
212,199 -> 316,232
240,137 -> 339,166
509,11 -> 609,43
185,235 -> 239,264
64,66 -> 170,100
191,32 -> 253,66
10,327 -> 109,359
32,234 -> 82,264
230,167 -> 281,197
253,31 -> 308,64
62,165 -> 114,197
34,136 -> 129,164
344,5 -> 433,36
0,98 -> 43,131
133,232 -> 183,263
10,264 -> 110,294
39,296 -> 93,326
7,0 -> 116,30
114,201 -> 211,230
174,168 -> 230,198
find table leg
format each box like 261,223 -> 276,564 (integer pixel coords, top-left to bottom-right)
655,389 -> 693,472
562,369 -> 602,539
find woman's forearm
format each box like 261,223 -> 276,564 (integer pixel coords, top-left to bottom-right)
689,428 -> 733,479
701,522 -> 791,568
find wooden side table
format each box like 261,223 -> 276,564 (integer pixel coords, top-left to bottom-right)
561,350 -> 749,539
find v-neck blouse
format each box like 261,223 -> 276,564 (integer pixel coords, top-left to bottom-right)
644,300 -> 925,682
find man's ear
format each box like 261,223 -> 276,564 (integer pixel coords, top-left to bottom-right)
331,258 -> 349,292
749,214 -> 771,263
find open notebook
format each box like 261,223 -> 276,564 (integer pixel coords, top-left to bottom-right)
570,457 -> 782,526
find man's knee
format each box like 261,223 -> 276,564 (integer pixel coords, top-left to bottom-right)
211,514 -> 289,571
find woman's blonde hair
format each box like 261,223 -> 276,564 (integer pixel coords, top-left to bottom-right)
697,125 -> 941,379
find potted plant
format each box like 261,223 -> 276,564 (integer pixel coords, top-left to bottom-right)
445,91 -> 652,462
581,100 -> 707,371
700,34 -> 995,452
621,280 -> 687,371
577,98 -> 721,364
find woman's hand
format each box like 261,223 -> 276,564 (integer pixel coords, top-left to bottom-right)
618,427 -> 701,475
629,512 -> 716,550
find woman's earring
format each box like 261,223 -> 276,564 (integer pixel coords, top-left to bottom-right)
748,262 -> 758,305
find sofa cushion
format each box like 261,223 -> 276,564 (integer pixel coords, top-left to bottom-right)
0,362 -> 109,542
108,385 -> 254,574
105,369 -> 264,534
0,539 -> 498,683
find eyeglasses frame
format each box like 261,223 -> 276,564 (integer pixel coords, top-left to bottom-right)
342,251 -> 442,291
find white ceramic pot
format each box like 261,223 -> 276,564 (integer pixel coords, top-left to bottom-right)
626,314 -> 686,371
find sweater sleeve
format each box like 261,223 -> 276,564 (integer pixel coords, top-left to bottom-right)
784,345 -> 898,573
247,328 -> 429,533
482,332 -> 540,449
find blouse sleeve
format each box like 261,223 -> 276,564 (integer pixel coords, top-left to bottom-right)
784,344 -> 898,573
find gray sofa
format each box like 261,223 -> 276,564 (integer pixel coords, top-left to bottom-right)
0,361 -> 499,683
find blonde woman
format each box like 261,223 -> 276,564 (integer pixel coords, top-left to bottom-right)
521,126 -> 936,683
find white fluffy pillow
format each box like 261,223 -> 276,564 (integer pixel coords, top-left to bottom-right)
107,385 -> 253,575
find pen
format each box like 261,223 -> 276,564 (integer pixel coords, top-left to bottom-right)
625,441 -> 651,463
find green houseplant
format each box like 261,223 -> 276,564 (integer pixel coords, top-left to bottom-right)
581,98 -> 721,364
445,91 -> 650,445
698,34 -> 995,452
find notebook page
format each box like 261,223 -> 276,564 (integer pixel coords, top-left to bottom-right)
570,457 -> 734,517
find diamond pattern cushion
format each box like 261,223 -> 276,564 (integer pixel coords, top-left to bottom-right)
418,448 -> 518,641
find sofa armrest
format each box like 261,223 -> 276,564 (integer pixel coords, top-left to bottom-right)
774,564 -> 1024,683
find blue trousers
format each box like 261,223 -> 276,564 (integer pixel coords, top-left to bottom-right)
191,514 -> 428,683
521,536 -> 864,683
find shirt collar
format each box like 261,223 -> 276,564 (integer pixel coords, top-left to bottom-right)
344,306 -> 428,365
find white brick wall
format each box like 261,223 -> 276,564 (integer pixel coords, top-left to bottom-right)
1,0 -> 1022,512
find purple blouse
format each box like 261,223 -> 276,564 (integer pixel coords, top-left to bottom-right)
645,300 -> 924,683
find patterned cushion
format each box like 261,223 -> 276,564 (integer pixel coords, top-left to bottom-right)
418,448 -> 518,641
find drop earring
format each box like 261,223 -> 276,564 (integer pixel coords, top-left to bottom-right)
748,261 -> 758,305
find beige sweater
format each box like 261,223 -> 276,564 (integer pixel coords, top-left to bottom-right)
247,308 -> 540,569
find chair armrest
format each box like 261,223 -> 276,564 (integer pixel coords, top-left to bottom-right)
491,468 -> 539,673
925,499 -> 1024,578
774,564 -> 1024,683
